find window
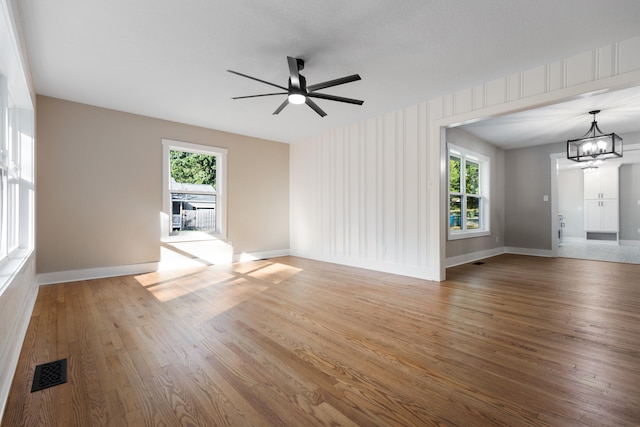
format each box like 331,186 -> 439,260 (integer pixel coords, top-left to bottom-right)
448,144 -> 490,239
162,139 -> 227,240
0,6 -> 35,294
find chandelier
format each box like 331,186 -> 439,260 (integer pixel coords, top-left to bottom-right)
567,110 -> 623,162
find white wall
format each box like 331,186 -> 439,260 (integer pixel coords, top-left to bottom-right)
291,36 -> 640,281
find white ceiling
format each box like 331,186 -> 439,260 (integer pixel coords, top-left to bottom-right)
458,85 -> 640,149
16,0 -> 640,144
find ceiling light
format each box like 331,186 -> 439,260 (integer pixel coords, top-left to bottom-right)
567,110 -> 622,162
288,93 -> 306,105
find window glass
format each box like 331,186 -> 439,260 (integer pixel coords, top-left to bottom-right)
447,144 -> 490,239
449,195 -> 461,231
162,139 -> 227,240
466,196 -> 480,230
169,150 -> 217,233
170,151 -> 216,189
466,160 -> 479,195
449,155 -> 461,193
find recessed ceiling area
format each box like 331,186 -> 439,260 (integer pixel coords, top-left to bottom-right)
455,85 -> 640,170
457,85 -> 640,150
16,0 -> 640,143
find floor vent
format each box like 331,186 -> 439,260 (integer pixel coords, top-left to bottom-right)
473,262 -> 485,265
31,359 -> 67,392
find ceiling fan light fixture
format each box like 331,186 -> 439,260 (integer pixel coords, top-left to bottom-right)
567,110 -> 623,162
288,93 -> 306,105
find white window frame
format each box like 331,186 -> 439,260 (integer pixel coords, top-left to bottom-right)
162,139 -> 227,241
0,4 -> 35,295
448,143 -> 490,240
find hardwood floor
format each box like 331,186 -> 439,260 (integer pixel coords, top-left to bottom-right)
3,255 -> 640,426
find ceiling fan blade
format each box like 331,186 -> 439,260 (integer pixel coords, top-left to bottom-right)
305,98 -> 327,117
287,56 -> 301,89
273,99 -> 289,115
227,70 -> 287,91
308,92 -> 364,105
307,74 -> 361,92
232,93 -> 287,99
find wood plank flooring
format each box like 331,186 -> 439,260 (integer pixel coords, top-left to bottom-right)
3,254 -> 640,426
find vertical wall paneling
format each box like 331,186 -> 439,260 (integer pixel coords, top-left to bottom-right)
376,117 -> 385,261
383,112 -> 397,261
473,85 -> 485,110
548,60 -> 564,92
357,122 -> 366,258
597,44 -> 613,79
454,88 -> 473,115
365,118 -> 377,260
419,102 -> 429,265
396,111 -> 405,263
486,77 -> 507,107
566,51 -> 595,87
290,36 -> 640,281
523,66 -> 546,98
404,105 -> 420,266
508,72 -> 522,102
619,37 -> 640,74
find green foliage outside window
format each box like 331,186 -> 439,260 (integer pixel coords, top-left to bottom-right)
450,156 -> 461,193
170,150 -> 216,188
449,149 -> 485,233
466,161 -> 479,195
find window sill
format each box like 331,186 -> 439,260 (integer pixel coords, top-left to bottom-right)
0,248 -> 34,296
161,230 -> 227,244
448,230 -> 491,241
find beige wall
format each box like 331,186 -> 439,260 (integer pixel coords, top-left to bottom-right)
36,96 -> 289,274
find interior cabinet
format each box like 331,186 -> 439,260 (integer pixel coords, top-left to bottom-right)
584,199 -> 618,231
583,166 -> 619,238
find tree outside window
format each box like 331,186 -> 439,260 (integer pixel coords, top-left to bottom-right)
162,139 -> 227,240
448,144 -> 489,238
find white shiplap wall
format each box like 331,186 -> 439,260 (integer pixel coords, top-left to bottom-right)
290,36 -> 640,281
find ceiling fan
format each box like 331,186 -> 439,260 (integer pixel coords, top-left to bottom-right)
227,56 -> 363,117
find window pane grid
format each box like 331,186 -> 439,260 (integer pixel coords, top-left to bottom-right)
448,145 -> 488,236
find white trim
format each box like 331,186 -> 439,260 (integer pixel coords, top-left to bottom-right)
35,250 -> 293,285
505,247 -> 553,257
290,249 -> 434,280
446,247 -> 505,268
161,139 -> 227,241
36,262 -> 159,286
233,248 -> 290,262
447,143 -> 491,240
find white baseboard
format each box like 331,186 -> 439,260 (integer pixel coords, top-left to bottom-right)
36,262 -> 160,286
505,247 -> 553,257
446,247 -> 506,268
620,240 -> 640,246
36,249 -> 293,286
233,249 -> 290,262
289,250 -> 436,281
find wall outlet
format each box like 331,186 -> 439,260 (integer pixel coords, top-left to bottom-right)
638,228 -> 640,234
543,195 -> 549,202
